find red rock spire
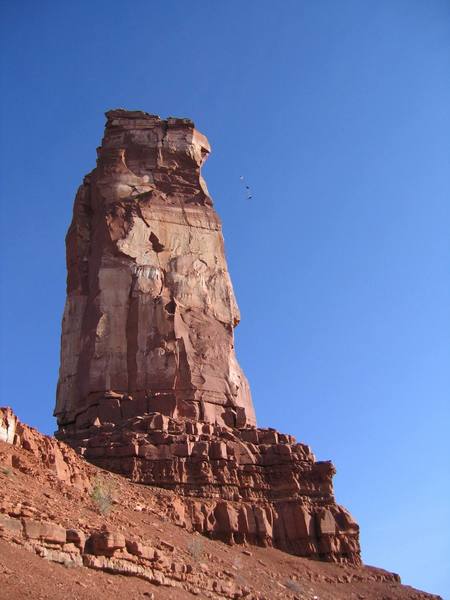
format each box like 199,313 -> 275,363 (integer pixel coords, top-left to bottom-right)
55,110 -> 360,565
56,109 -> 255,430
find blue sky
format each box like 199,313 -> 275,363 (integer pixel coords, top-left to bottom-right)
1,1 -> 449,596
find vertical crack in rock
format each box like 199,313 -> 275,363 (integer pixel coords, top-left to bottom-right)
126,269 -> 139,394
135,202 -> 151,227
55,109 -> 361,566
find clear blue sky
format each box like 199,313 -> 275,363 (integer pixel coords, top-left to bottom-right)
1,1 -> 449,596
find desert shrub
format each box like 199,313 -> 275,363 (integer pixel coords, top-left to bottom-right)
285,578 -> 303,595
187,536 -> 204,561
233,556 -> 248,587
1,466 -> 12,476
90,477 -> 115,515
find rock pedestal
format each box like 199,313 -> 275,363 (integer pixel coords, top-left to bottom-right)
55,109 -> 361,564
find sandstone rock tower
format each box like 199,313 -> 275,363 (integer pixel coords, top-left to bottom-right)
55,109 -> 255,430
56,110 -> 360,564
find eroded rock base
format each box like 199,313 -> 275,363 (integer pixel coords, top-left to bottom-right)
1,407 -> 441,600
57,411 -> 360,564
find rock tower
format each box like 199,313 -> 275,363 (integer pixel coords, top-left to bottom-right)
55,110 -> 360,564
55,109 -> 254,429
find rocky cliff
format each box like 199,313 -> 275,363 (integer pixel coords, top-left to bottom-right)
55,109 -> 359,565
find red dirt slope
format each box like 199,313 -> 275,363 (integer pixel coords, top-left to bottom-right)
0,412 -> 442,600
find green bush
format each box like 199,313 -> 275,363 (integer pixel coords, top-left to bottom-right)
90,477 -> 115,515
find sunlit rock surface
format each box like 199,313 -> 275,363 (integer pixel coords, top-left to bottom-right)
55,109 -> 255,430
55,110 -> 360,564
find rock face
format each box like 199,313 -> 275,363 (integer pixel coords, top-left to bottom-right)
55,109 -> 361,565
55,109 -> 254,430
1,407 -> 91,490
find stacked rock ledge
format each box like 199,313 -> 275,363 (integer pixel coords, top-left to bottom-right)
57,411 -> 360,563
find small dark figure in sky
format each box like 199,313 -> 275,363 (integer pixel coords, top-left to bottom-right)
240,175 -> 252,200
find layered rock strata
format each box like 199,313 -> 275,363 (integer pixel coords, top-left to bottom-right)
55,109 -> 360,565
61,412 -> 360,563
